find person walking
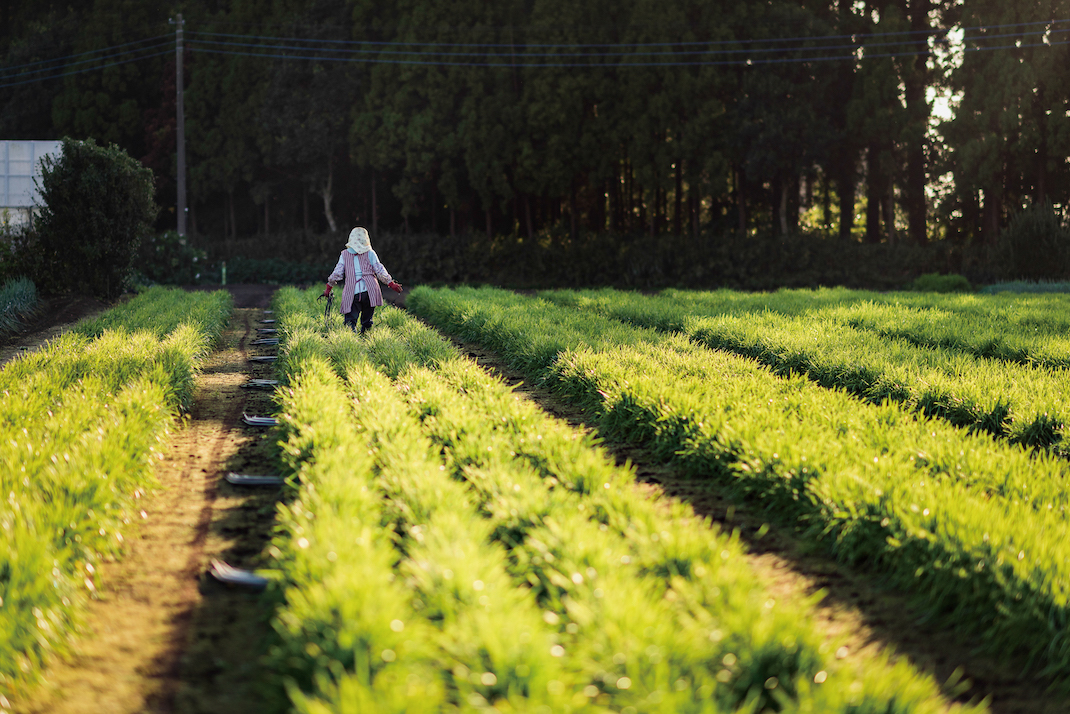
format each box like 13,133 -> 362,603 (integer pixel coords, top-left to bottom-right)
321,227 -> 402,335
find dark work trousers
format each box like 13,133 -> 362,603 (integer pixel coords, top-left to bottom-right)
344,291 -> 375,334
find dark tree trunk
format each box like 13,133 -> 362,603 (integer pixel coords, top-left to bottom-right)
903,0 -> 931,245
884,192 -> 898,245
865,144 -> 883,244
690,188 -> 699,238
591,179 -> 607,232
450,207 -> 456,237
371,171 -> 378,237
303,188 -> 310,235
984,188 -> 1001,245
524,195 -> 533,238
674,161 -> 683,235
822,175 -> 831,231
431,181 -> 438,234
486,207 -> 493,240
777,178 -> 788,236
836,158 -> 856,242
787,173 -> 800,234
569,181 -> 578,240
736,168 -> 746,234
228,188 -> 236,240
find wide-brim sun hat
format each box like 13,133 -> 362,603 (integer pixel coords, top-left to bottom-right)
346,227 -> 371,254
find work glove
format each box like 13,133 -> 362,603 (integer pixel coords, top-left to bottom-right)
388,281 -> 403,293
319,283 -> 332,299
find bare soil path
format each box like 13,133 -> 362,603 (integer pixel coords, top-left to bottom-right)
10,285 -> 284,714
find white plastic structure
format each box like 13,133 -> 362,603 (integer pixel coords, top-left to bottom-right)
209,560 -> 269,591
0,140 -> 62,227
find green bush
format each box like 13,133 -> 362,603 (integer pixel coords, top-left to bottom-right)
135,231 -> 208,285
980,280 -> 1070,294
998,201 -> 1070,280
908,272 -> 972,293
34,138 -> 158,300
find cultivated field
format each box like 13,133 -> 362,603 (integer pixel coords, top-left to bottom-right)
0,287 -> 232,696
6,283 -> 1070,713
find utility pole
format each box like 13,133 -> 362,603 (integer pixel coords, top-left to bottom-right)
173,13 -> 187,236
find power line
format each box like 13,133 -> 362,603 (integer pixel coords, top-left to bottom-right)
2,15 -> 1068,91
0,39 -> 173,82
186,22 -> 1070,61
0,33 -> 172,76
185,34 -> 1070,68
188,35 -> 869,59
0,47 -> 173,89
187,43 -> 935,67
190,17 -> 1070,49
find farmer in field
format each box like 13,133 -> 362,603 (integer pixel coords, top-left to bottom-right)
321,226 -> 402,335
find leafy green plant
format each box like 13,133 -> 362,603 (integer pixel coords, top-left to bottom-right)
268,286 -> 978,713
908,273 -> 972,293
539,288 -> 1070,453
0,287 -> 231,697
0,277 -> 38,335
981,280 -> 1070,294
998,201 -> 1070,281
34,138 -> 158,300
408,285 -> 1070,687
134,231 -> 209,285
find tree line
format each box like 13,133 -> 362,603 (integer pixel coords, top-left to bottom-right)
2,0 -> 1069,254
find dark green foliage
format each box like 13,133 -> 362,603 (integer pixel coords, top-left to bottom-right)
193,228 -> 952,290
0,277 -> 38,334
980,280 -> 1070,294
997,202 -> 1070,281
908,273 -> 973,293
34,138 -> 158,299
134,231 -> 209,286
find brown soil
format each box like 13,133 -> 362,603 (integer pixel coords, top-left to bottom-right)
445,338 -> 1068,714
10,286 -> 285,714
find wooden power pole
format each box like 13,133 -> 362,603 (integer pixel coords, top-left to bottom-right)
174,13 -> 187,236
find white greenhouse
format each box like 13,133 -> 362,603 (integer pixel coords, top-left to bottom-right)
1,140 -> 62,228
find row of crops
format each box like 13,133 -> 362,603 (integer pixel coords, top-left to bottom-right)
403,286 -> 1070,690
0,286 -> 232,698
266,286 -> 975,713
540,288 -> 1070,452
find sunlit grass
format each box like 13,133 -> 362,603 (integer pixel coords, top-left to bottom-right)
267,286 -> 975,714
410,285 -> 1070,688
0,287 -> 232,697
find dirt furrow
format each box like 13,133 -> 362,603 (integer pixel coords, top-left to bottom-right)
12,293 -> 283,714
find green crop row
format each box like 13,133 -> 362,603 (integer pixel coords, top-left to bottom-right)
266,286 -> 973,713
661,286 -> 1070,339
75,285 -> 232,343
657,287 -> 1070,370
0,287 -> 232,698
408,285 -> 1070,687
538,288 -> 1070,455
